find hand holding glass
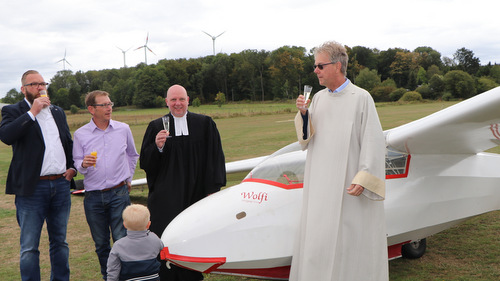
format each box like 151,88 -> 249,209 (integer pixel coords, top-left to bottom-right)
301,85 -> 313,110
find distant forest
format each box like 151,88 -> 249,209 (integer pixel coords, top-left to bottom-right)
3,45 -> 500,109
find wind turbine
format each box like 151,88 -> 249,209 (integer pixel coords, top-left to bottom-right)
202,31 -> 225,55
57,49 -> 72,70
116,46 -> 131,67
135,33 -> 156,64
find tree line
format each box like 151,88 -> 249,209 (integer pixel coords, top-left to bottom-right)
3,45 -> 499,109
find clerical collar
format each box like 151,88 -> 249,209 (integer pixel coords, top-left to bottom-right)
328,78 -> 350,93
172,113 -> 189,136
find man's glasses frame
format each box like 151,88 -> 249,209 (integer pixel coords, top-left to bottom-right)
24,82 -> 49,87
313,62 -> 336,70
93,102 -> 114,108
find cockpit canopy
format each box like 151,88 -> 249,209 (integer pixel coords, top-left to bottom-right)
244,147 -> 410,188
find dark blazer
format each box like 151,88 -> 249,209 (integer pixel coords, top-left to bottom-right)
0,100 -> 75,196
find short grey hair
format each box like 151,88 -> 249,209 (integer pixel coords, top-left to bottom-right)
313,41 -> 348,75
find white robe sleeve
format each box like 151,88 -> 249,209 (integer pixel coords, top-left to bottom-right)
352,94 -> 386,200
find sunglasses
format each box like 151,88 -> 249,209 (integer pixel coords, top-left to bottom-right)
313,62 -> 335,70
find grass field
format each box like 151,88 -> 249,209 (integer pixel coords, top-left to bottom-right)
0,101 -> 498,280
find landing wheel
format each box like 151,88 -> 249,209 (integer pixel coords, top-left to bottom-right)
401,238 -> 427,259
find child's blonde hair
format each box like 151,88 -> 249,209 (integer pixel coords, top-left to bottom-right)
122,204 -> 150,231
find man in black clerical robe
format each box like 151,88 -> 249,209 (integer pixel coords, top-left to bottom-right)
140,85 -> 226,281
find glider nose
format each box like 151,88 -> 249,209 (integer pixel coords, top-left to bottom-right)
160,181 -> 302,273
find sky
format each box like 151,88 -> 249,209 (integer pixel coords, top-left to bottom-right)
1,0 -> 499,98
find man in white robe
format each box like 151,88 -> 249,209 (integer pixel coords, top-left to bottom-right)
290,41 -> 389,280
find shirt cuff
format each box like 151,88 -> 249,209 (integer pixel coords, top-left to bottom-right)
27,111 -> 35,121
157,141 -> 165,152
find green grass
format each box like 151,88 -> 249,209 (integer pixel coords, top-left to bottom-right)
0,101 -> 499,280
0,208 -> 15,219
389,211 -> 500,280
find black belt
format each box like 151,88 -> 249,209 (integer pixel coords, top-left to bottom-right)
39,174 -> 64,180
99,181 -> 126,192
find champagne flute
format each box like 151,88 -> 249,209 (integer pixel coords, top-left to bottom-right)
162,116 -> 170,137
40,90 -> 53,109
90,151 -> 97,168
302,85 -> 313,109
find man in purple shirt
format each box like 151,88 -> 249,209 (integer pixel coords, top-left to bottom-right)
73,90 -> 139,280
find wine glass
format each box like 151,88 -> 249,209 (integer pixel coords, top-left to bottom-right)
90,151 -> 97,168
40,90 -> 53,109
162,115 -> 170,132
302,85 -> 313,109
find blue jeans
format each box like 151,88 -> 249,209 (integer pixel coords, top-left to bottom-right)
84,184 -> 130,280
15,177 -> 71,281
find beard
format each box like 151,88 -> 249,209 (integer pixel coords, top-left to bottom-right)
24,88 -> 39,105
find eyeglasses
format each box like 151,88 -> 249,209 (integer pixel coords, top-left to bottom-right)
93,102 -> 114,108
313,62 -> 336,70
24,82 -> 49,87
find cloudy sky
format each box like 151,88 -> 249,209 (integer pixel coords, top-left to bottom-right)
1,0 -> 498,98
